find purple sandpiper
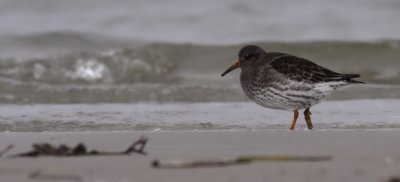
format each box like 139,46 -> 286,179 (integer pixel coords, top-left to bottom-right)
221,45 -> 364,130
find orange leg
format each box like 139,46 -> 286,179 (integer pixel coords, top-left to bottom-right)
304,108 -> 313,130
289,110 -> 299,130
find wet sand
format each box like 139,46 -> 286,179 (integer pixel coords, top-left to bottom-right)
1,100 -> 400,132
0,130 -> 399,182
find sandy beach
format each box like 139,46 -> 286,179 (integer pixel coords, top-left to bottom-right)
1,130 -> 399,182
1,1 -> 400,182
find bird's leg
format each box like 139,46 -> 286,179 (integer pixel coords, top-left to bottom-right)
304,108 -> 313,130
289,110 -> 299,130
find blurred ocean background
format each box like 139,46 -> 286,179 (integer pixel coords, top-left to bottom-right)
0,0 -> 399,131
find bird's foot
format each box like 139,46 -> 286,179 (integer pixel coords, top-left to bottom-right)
289,110 -> 299,130
304,108 -> 313,130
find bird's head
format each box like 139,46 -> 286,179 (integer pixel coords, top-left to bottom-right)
221,45 -> 265,77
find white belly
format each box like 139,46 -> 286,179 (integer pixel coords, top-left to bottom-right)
245,81 -> 345,111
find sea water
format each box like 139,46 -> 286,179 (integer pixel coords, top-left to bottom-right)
0,0 -> 399,131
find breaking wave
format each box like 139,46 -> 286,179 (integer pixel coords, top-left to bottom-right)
0,41 -> 400,103
0,47 -> 176,84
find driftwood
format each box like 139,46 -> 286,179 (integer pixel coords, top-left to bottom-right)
153,155 -> 332,168
8,136 -> 148,158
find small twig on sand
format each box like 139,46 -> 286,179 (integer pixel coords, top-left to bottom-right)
92,135 -> 148,156
385,176 -> 400,182
0,144 -> 14,157
10,136 -> 148,158
152,155 -> 332,168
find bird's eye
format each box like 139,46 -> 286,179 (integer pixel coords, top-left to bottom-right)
244,54 -> 252,59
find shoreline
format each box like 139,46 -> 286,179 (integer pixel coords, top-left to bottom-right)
1,99 -> 400,132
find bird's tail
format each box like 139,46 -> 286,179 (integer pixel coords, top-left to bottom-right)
341,74 -> 365,84
326,74 -> 365,84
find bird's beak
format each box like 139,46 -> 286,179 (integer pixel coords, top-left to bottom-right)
221,60 -> 240,77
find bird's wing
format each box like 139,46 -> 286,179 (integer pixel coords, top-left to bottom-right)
269,53 -> 360,83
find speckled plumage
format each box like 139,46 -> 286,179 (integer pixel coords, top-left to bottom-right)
221,45 -> 364,130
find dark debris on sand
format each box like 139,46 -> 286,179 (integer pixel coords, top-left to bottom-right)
3,136 -> 148,158
386,176 -> 400,182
